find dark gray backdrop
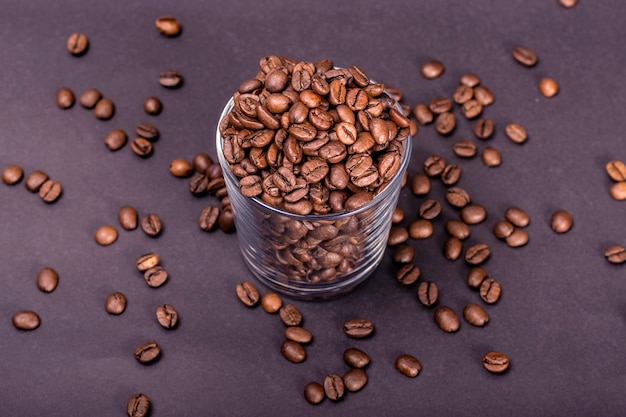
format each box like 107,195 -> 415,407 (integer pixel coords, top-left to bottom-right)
1,0 -> 625,416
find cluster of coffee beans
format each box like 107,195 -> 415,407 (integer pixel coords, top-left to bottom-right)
1,165 -> 63,203
606,160 -> 626,201
93,207 -> 163,247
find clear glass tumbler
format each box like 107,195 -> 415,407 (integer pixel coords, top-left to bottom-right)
216,97 -> 412,299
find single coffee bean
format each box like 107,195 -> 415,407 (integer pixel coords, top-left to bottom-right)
387,226 -> 409,246
473,118 -> 494,140
344,347 -> 370,368
550,209 -> 573,233
393,244 -> 414,264
453,140 -> 477,158
144,96 -> 162,115
474,86 -> 494,106
218,208 -> 236,233
2,165 -> 23,185
446,186 -> 471,208
206,163 -> 223,180
539,77 -> 559,98
38,179 -> 62,203
559,0 -> 577,7
419,199 -> 441,220
133,341 -> 161,364
135,253 -> 159,272
239,175 -> 263,197
493,220 -> 515,239
159,70 -> 183,88
94,225 -> 118,246
441,164 -> 461,186
409,219 -> 433,239
463,303 -> 489,327
461,99 -> 483,119
236,281 -> 260,307
66,32 -> 88,55
343,368 -> 368,392
434,306 -> 460,332
144,265 -> 168,288
304,382 -> 325,405
412,103 -> 434,125
429,97 -> 452,114
343,318 -> 374,338
505,206 -> 530,227
396,263 -> 420,285
79,88 -> 102,109
480,277 -> 502,304
141,213 -> 162,237
482,351 -> 510,373
445,219 -> 470,240
24,170 -> 48,191
461,203 -> 487,224
56,87 -> 75,109
155,16 -> 182,37
423,155 -> 446,177
417,281 -> 438,307
94,98 -> 115,120
604,245 -> 626,264
435,112 -> 456,135
465,243 -> 490,265
481,147 -> 502,167
512,45 -> 538,67
279,304 -> 303,326
104,129 -> 127,151
506,228 -> 529,247
127,393 -> 150,417
609,182 -> 626,200
395,354 -> 422,377
285,326 -> 313,344
460,72 -> 481,87
421,60 -> 444,79
392,207 -> 404,224
130,137 -> 153,158
136,122 -> 159,140
605,160 -> 626,182
443,237 -> 463,261
118,206 -> 138,231
467,267 -> 488,289
36,267 -> 58,293
505,122 -> 528,144
188,173 -> 208,196
198,205 -> 220,232
410,172 -> 430,195
169,158 -> 193,177
281,340 -> 306,363
453,84 -> 474,104
105,292 -> 127,315
323,374 -> 345,401
12,311 -> 40,330
261,293 -> 282,313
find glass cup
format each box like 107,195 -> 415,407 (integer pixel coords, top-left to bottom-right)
216,97 -> 412,299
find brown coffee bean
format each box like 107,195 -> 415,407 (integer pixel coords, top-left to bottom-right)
453,140 -> 477,158
218,208 -> 236,233
198,205 -> 220,232
12,311 -> 40,330
130,138 -> 153,157
37,267 -> 59,293
343,318 -> 374,338
24,170 -> 48,191
461,99 -> 483,119
467,267 -> 488,289
605,245 -> 626,264
156,304 -> 178,329
396,263 -> 420,286
155,16 -> 182,37
56,87 -> 75,109
281,340 -> 306,363
429,97 -> 452,114
66,32 -> 88,55
392,207 -> 404,224
609,182 -> 626,200
343,368 -> 368,392
144,96 -> 162,115
505,122 -> 528,144
539,77 -> 559,98
419,199 -> 441,220
323,373 -> 345,401
445,219 -> 470,240
261,293 -> 282,313
126,393 -> 150,417
434,306 -> 460,332
134,341 -> 161,364
279,304 -> 303,326
395,354 -> 422,377
435,112 -> 456,135
446,186 -> 471,208
440,164 -> 461,186
387,226 -> 409,246
481,147 -> 502,167
136,123 -> 159,140
104,129 -> 127,151
465,243 -> 490,265
493,220 -> 515,239
461,203 -> 487,224
411,172 -> 430,195
453,85 -> 474,104
144,266 -> 168,288
236,281 -> 260,307
421,60 -> 444,79
412,103 -> 433,125
512,45 -> 538,67
409,219 -> 433,239
506,228 -> 529,247
474,118 -> 494,140
424,155 -> 446,177
344,347 -> 370,368
304,382 -> 325,405
169,158 -> 193,177
38,179 -> 62,203
79,88 -> 101,109
2,165 -> 23,185
239,175 -> 263,197
463,303 -> 489,327
460,72 -> 480,87
550,209 -> 573,233
505,206 -> 530,227
94,225 -> 118,246
443,237 -> 463,261
480,277 -> 502,304
417,281 -> 438,307
482,352 -> 510,373
159,70 -> 183,88
135,253 -> 159,272
605,160 -> 626,182
474,86 -> 494,106
141,213 -> 162,237
94,98 -> 115,120
117,206 -> 138,231
105,292 -> 127,315
285,327 -> 313,344
393,244 -> 414,264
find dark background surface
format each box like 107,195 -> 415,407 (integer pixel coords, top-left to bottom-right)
1,0 -> 625,415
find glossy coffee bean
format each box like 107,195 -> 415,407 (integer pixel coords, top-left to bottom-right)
539,77 -> 559,98
12,310 -> 41,330
39,179 -> 62,203
412,103 -> 433,125
482,147 -> 502,167
441,164 -> 461,186
136,123 -> 159,140
56,87 -> 75,109
435,112 -> 456,135
392,207 -> 404,224
419,199 -> 441,220
417,281 -> 438,307
604,245 -> 626,264
155,16 -> 182,37
304,382 -> 325,405
445,219 -> 470,240
605,160 -> 626,182
169,158 -> 193,177
480,277 -> 502,304
66,32 -> 88,55
410,172 -> 430,195
460,72 -> 480,87
505,206 -> 530,227
474,86 -> 494,106
429,97 -> 452,114
423,155 -> 446,177
434,306 -> 460,332
467,267 -> 488,289
324,374 -> 345,401
463,303 -> 489,326
461,203 -> 487,224
609,182 -> 626,200
127,393 -> 150,417
505,122 -> 528,144
465,243 -> 490,265
395,354 -> 422,377
2,165 -> 23,185
133,341 -> 161,364
387,226 -> 409,246
24,170 -> 48,191
393,244 -> 414,264
473,118 -> 494,140
37,267 -> 59,293
506,227 -> 529,247
94,98 -> 115,120
261,293 -> 282,313
453,85 -> 473,104
396,264 -> 420,285
421,60 -> 444,79
79,88 -> 101,109
512,45 -> 538,67
118,206 -> 138,231
236,281 -> 260,307
199,204 -> 220,232
281,340 -> 306,363
144,266 -> 168,288
285,327 -> 313,344
105,292 -> 127,315
493,220 -> 515,239
343,318 -> 374,338
409,219 -> 433,239
453,140 -> 477,158
482,351 -> 510,373
446,186 -> 471,208
550,209 -> 573,233
279,304 -> 303,326
141,213 -> 162,237
159,70 -> 183,88
104,129 -> 127,151
443,237 -> 462,260
155,304 -> 178,329
461,99 -> 482,119
218,209 -> 236,233
94,225 -> 118,246
135,253 -> 159,272
344,347 -> 370,368
343,368 -> 368,392
144,96 -> 162,115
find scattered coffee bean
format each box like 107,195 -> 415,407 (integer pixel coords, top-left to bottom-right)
281,340 -> 306,363
434,306 -> 460,332
343,368 -> 368,392
506,228 -> 529,247
126,393 -> 150,417
36,267 -> 59,293
118,206 -> 138,231
285,326 -> 313,344
94,225 -> 118,246
412,103 -> 433,125
56,87 -> 75,109
395,354 -> 422,377
441,164 -> 461,186
505,122 -> 528,144
94,98 -> 115,120
343,318 -> 374,338
38,179 -> 62,203
453,140 -> 477,158
481,147 -> 502,167
392,207 -> 405,224
198,204 -> 220,232
344,347 -> 370,369
505,206 -> 530,227
605,160 -> 626,182
304,382 -> 325,405
159,70 -> 183,88
144,96 -> 162,115
539,77 -> 559,98
141,213 -> 162,237
461,99 -> 483,119
443,237 -> 463,261
465,243 -> 490,265
105,292 -> 127,315
410,172 -> 430,196
136,122 -> 159,140
155,16 -> 182,37
417,281 -> 438,307
604,245 -> 626,264
261,293 -> 282,313
418,199 -> 441,220
474,86 -> 494,106
479,277 -> 502,304
409,219 -> 433,239
387,226 -> 409,246
445,219 -> 471,240
236,281 -> 260,307
218,209 -> 236,233
24,170 -> 48,191
421,60 -> 444,79
609,182 -> 626,200
12,310 -> 40,330
435,112 -> 456,135
493,220 -> 515,239
393,244 -> 414,264
79,88 -> 102,109
66,32 -> 88,55
429,97 -> 452,114
135,253 -> 160,272
460,72 -> 480,87
133,341 -> 161,364
2,165 -> 23,185
446,186 -> 471,208
467,267 -> 488,289
104,129 -> 127,151
323,374 -> 345,401
461,203 -> 487,224
550,209 -> 573,233
188,173 -> 208,196
453,84 -> 474,104
473,118 -> 494,140
512,46 -> 538,67
396,263 -> 420,285
482,351 -> 510,373
169,158 -> 193,177
463,303 -> 489,326
279,304 -> 303,326
155,304 -> 178,329
423,155 -> 446,177
143,265 -> 168,288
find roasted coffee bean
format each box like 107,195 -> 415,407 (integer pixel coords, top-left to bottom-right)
66,32 -> 88,55
343,368 -> 368,392
105,292 -> 127,315
236,281 -> 260,307
94,225 -> 118,246
435,112 -> 456,135
24,170 -> 48,191
460,72 -> 480,87
550,209 -> 573,233
463,303 -> 489,326
39,179 -> 63,203
482,352 -> 510,373
279,304 -> 303,326
605,160 -> 626,182
482,147 -> 502,167
155,16 -> 182,36
261,293 -> 282,313
604,245 -> 626,264
409,219 -> 433,239
539,77 -> 559,98
429,97 -> 452,114
144,96 -> 162,115
344,191 -> 373,211
156,304 -> 178,329
453,140 -> 477,158
239,175 -> 263,197
441,164 -> 461,186
12,311 -> 40,330
480,277 -> 501,304
344,347 -> 370,369
609,182 -> 626,200
423,155 -> 446,177
473,118 -> 494,140
465,243 -> 490,265
506,228 -> 529,247
453,84 -> 474,104
395,354 -> 422,377
94,98 -> 115,120
117,206 -> 138,231
188,173 -> 208,196
461,203 -> 487,224
412,103 -> 433,125
2,165 -> 23,185
144,265 -> 168,288
443,237 -> 463,261
136,253 -> 159,272
474,86 -> 494,106
392,207 -> 404,224
159,70 -> 183,88
56,87 -> 75,109
397,263 -> 420,285
393,244 -> 414,264
324,374 -> 345,401
104,129 -> 127,151
141,213 -> 162,237
410,172 -> 430,195
169,158 -> 193,177
461,100 -> 482,119
130,138 -> 153,157
36,267 -> 58,293
198,205 -> 220,232
387,226 -> 409,246
79,88 -> 101,109
421,60 -> 444,79
434,306 -> 460,332
467,267 -> 488,289
343,318 -> 374,338
505,122 -> 528,144
134,341 -> 161,364
493,220 -> 515,239
281,340 -> 306,363
446,186 -> 470,208
206,163 -> 223,180
126,393 -> 150,417
285,326 -> 313,344
512,45 -> 538,67
136,123 -> 159,140
417,281 -> 438,307
445,219 -> 470,240
419,199 -> 441,220
218,208 -> 236,233
304,382 -> 325,405
505,206 -> 530,227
